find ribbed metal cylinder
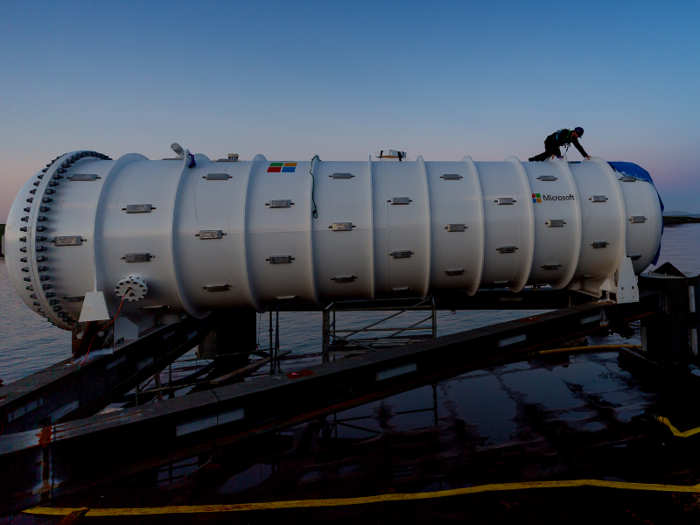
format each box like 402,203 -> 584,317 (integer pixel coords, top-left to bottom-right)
5,150 -> 663,332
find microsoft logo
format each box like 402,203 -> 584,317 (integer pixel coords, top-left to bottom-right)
267,162 -> 297,173
532,193 -> 575,203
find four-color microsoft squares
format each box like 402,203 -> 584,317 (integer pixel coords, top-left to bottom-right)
267,163 -> 297,173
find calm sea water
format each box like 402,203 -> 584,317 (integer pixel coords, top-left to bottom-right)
1,224 -> 698,385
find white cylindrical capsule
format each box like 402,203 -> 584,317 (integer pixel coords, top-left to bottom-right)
4,150 -> 663,332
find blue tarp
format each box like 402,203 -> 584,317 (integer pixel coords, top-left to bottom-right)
608,162 -> 664,265
608,162 -> 664,210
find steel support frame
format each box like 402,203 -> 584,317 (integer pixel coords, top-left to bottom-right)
322,296 -> 438,362
0,316 -> 213,434
283,288 -> 588,312
0,292 -> 660,514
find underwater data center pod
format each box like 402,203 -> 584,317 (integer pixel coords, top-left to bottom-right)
4,146 -> 663,343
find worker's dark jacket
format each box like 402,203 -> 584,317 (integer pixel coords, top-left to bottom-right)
545,129 -> 588,157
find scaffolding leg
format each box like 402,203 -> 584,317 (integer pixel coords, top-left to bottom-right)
332,310 -> 336,361
322,309 -> 330,364
154,373 -> 164,402
269,310 -> 274,375
432,383 -> 438,426
275,306 -> 280,373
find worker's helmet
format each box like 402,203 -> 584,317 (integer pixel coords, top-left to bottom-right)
574,127 -> 584,136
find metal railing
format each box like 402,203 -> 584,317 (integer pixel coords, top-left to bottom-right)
322,296 -> 437,363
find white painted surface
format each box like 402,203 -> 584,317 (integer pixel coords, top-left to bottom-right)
176,414 -> 218,437
48,400 -> 79,423
497,334 -> 527,347
175,408 -> 244,436
5,153 -> 663,332
376,363 -> 417,381
218,408 -> 245,425
79,291 -> 110,322
689,286 -> 696,314
580,314 -> 601,325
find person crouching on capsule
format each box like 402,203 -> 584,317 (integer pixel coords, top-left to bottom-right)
529,127 -> 591,162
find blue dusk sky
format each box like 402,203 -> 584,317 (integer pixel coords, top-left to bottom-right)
1,0 -> 699,221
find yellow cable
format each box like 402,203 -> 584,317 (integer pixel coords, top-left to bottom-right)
538,344 -> 640,355
23,344 -> 648,518
654,416 -> 700,438
24,478 -> 700,516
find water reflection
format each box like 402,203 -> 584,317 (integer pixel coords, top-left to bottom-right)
449,374 -> 518,445
106,349 -> 662,509
157,457 -> 201,488
551,361 -> 620,394
500,368 -> 584,411
218,464 -> 274,494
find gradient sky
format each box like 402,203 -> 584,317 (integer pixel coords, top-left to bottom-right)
1,0 -> 699,222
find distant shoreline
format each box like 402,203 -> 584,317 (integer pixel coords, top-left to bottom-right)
663,216 -> 700,226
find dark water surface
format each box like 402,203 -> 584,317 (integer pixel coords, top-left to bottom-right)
1,224 -> 699,522
27,348 -> 698,525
